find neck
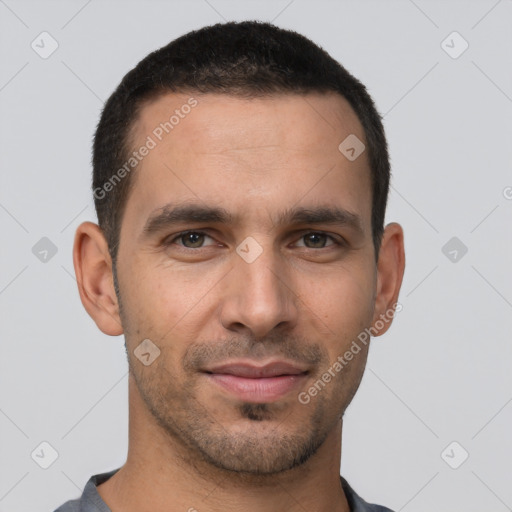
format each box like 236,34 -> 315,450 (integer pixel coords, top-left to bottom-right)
97,375 -> 350,512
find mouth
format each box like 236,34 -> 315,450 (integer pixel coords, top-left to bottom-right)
202,360 -> 309,403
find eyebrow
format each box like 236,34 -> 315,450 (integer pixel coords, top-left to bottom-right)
141,203 -> 364,238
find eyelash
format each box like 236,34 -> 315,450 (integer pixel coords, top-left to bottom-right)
165,230 -> 345,249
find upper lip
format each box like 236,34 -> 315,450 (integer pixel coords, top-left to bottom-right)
203,360 -> 309,378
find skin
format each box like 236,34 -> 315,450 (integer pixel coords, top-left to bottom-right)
73,91 -> 405,512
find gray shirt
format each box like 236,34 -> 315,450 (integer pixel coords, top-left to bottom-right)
54,468 -> 394,512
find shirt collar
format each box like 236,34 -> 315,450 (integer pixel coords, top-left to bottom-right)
80,469 -> 391,512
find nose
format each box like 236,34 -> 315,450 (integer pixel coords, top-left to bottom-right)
220,244 -> 299,338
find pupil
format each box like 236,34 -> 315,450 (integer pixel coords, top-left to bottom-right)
306,233 -> 325,248
185,233 -> 203,247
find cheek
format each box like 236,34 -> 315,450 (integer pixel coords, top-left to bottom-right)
299,263 -> 376,336
118,254 -> 221,343
338,273 -> 374,325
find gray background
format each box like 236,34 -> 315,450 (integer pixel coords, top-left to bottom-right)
1,0 -> 511,510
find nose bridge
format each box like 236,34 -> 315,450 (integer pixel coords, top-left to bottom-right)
221,237 -> 297,336
241,247 -> 282,301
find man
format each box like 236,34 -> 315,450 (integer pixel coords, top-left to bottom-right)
56,20 -> 405,512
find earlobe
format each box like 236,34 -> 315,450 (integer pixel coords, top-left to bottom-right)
371,222 -> 405,337
72,221 -> 124,336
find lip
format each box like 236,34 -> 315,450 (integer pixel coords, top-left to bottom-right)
203,360 -> 309,403
205,360 -> 308,378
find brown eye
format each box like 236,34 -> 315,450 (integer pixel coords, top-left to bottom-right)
302,233 -> 330,248
179,232 -> 206,248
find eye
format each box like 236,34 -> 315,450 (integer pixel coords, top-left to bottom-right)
169,231 -> 216,248
295,232 -> 338,249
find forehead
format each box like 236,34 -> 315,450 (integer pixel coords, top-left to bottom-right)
134,91 -> 364,155
124,91 -> 372,235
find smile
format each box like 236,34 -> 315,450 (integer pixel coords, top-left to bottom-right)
203,360 -> 309,403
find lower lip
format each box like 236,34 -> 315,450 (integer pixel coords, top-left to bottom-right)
206,373 -> 307,403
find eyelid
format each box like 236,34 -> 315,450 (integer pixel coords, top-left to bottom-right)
291,230 -> 344,248
166,230 -> 217,247
164,229 -> 346,249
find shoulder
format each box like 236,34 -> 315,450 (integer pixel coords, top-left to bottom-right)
53,498 -> 81,512
53,468 -> 120,512
341,476 -> 395,512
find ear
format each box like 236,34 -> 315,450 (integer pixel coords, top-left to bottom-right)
371,222 -> 405,336
72,221 -> 124,336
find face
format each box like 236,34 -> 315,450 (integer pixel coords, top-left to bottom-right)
112,92 -> 381,474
